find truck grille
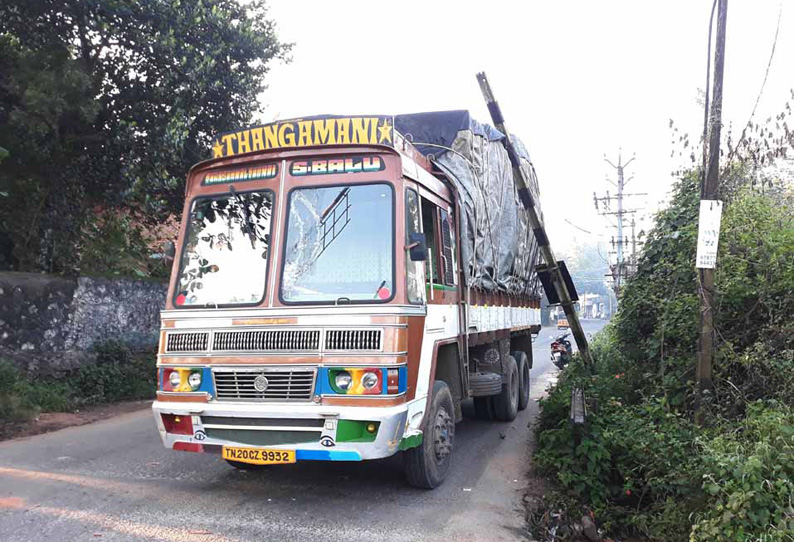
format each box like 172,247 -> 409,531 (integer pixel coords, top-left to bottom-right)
325,329 -> 382,351
166,332 -> 209,353
163,328 -> 384,354
212,368 -> 316,402
213,330 -> 320,352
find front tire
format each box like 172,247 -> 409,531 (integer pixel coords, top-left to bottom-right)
492,355 -> 519,421
404,381 -> 455,489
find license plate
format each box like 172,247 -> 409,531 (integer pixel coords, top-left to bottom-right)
222,446 -> 296,465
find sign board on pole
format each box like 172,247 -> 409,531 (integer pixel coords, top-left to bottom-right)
695,200 -> 723,269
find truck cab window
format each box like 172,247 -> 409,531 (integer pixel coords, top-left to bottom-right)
439,209 -> 456,286
421,198 -> 440,284
405,189 -> 425,304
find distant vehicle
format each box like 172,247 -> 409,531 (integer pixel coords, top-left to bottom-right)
151,112 -> 544,489
557,317 -> 569,329
551,333 -> 573,369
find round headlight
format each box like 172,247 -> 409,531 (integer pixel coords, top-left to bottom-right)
334,371 -> 352,391
188,371 -> 202,390
168,370 -> 182,389
361,371 -> 379,390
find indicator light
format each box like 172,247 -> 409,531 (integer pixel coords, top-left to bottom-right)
161,413 -> 193,435
387,368 -> 400,394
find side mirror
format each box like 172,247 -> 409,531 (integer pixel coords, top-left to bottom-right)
164,241 -> 176,261
406,232 -> 428,262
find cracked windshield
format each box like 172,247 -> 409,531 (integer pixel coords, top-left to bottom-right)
281,183 -> 393,303
175,191 -> 273,306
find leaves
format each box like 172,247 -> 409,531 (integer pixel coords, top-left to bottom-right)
0,0 -> 290,273
535,163 -> 794,541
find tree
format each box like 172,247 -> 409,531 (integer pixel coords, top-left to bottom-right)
0,0 -> 290,273
558,240 -> 613,298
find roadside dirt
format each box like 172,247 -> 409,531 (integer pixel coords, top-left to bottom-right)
0,400 -> 151,442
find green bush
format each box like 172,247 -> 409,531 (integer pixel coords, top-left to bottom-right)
692,403 -> 794,542
534,171 -> 794,541
0,359 -> 39,422
536,355 -> 793,541
536,356 -> 704,541
78,339 -> 156,404
0,341 -> 156,427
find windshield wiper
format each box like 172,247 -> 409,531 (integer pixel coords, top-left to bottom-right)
373,280 -> 387,299
229,185 -> 256,249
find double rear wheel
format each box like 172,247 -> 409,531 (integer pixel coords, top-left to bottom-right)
473,351 -> 530,421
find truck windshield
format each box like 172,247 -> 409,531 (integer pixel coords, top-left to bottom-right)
174,190 -> 273,307
281,183 -> 393,304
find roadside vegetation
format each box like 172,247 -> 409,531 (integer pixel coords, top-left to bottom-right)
0,341 -> 156,434
532,167 -> 794,541
0,0 -> 290,275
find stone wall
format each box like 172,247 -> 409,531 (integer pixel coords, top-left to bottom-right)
0,272 -> 167,373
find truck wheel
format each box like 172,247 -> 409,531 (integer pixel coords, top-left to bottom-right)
473,396 -> 495,420
512,351 -> 531,411
404,381 -> 455,489
493,355 -> 519,421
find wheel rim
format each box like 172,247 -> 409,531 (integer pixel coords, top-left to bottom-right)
433,407 -> 454,461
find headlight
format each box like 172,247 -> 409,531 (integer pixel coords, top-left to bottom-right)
169,370 -> 182,388
334,371 -> 353,391
329,368 -> 387,395
361,371 -> 379,390
188,371 -> 202,390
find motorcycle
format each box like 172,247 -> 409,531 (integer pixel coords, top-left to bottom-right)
550,332 -> 573,369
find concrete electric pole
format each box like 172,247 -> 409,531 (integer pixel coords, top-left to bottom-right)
698,0 -> 728,400
476,72 -> 593,368
594,152 -> 645,298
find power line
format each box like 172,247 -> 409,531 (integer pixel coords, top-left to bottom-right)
728,0 -> 782,160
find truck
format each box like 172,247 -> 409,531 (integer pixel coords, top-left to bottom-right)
152,111 -> 544,488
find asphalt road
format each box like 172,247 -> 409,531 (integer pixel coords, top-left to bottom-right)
0,320 -> 607,542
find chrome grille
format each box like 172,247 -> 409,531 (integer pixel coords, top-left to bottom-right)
165,332 -> 209,353
325,329 -> 382,351
213,368 -> 316,401
213,330 -> 320,352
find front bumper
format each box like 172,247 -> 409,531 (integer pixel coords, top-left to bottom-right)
152,400 -> 411,461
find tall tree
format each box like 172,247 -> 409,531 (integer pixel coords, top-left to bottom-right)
0,0 -> 290,272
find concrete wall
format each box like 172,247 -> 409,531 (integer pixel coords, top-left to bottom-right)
0,272 -> 167,373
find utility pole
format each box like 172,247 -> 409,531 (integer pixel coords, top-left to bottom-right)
594,152 -> 645,299
698,0 -> 728,398
476,72 -> 593,368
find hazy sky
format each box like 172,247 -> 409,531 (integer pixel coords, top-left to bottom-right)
260,0 -> 793,252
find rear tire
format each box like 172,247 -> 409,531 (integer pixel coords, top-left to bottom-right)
493,355 -> 519,421
404,381 -> 455,489
513,351 -> 531,411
